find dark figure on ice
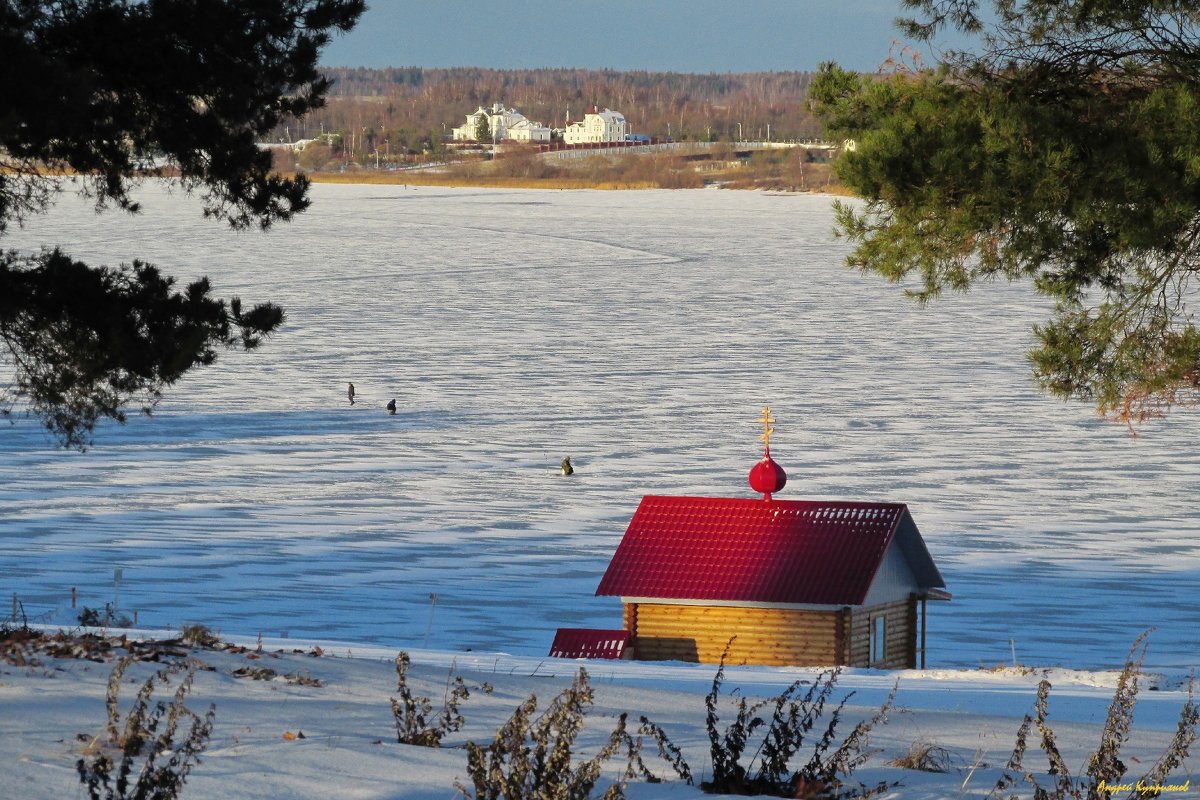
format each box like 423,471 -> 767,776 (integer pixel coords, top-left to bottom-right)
386,398 -> 396,415
561,456 -> 574,476
347,382 -> 355,405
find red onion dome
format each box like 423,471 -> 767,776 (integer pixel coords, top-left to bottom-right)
749,455 -> 787,497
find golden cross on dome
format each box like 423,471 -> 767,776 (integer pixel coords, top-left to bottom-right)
758,406 -> 777,452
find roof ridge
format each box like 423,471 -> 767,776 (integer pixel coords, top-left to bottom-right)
596,495 -> 937,606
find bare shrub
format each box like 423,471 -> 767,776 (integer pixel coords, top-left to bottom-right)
179,625 -> 221,649
698,648 -> 896,798
489,148 -> 564,180
610,153 -> 703,188
79,604 -> 132,628
634,715 -> 694,784
391,651 -> 491,747
990,633 -> 1198,800
296,142 -> 334,171
77,656 -> 215,800
635,646 -> 895,798
455,667 -> 664,800
888,741 -> 952,773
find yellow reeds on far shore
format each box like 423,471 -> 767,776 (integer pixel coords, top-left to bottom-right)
293,149 -> 841,193
299,169 -> 841,193
1,152 -> 842,194
301,171 -> 662,190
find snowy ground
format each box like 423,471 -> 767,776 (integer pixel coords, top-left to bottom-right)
2,183 -> 1199,797
1,635 -> 1196,800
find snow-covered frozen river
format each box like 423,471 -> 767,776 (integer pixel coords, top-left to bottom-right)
2,183 -> 1197,671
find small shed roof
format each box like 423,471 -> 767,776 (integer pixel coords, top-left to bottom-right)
595,496 -> 945,606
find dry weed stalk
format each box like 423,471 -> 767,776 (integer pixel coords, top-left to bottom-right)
456,667 -> 671,800
391,651 -> 491,747
78,656 -> 215,800
990,632 -> 1198,800
888,740 -> 952,773
626,643 -> 896,799
695,647 -> 896,798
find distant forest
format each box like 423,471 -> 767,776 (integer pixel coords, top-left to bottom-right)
273,67 -> 823,165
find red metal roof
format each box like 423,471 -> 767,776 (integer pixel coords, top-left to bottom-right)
548,628 -> 630,660
595,496 -> 944,606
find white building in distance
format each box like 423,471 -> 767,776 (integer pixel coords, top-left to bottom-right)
507,117 -> 553,143
451,103 -> 551,143
563,106 -> 628,145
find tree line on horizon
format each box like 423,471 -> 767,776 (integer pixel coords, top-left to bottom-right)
271,66 -> 826,165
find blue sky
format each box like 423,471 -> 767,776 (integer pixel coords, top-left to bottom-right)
319,0 -> 968,73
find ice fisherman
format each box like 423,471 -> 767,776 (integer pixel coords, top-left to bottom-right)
386,398 -> 396,415
347,382 -> 355,405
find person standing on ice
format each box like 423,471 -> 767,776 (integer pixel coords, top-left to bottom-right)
386,398 -> 396,415
347,382 -> 355,405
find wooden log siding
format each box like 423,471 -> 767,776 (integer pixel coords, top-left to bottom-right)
625,603 -> 841,666
625,595 -> 919,668
847,596 -> 918,669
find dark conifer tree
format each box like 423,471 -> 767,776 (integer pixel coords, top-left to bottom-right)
811,0 -> 1200,423
0,0 -> 364,448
